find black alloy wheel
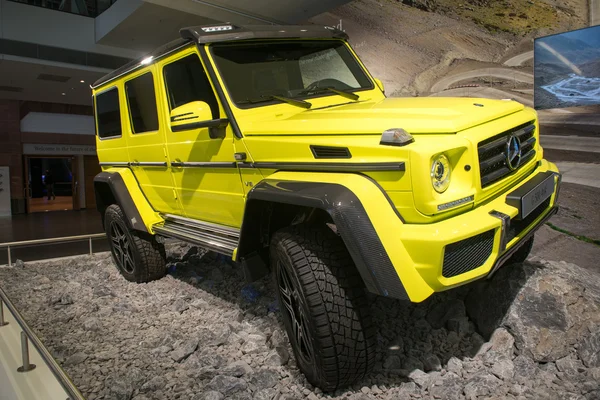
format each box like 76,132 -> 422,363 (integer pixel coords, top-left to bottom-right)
276,260 -> 315,366
103,204 -> 166,283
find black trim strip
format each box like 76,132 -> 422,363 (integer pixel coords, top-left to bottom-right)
171,115 -> 199,122
171,118 -> 229,132
199,47 -> 243,139
238,161 -> 405,172
130,162 -> 168,167
176,162 -> 237,168
99,162 -> 129,167
171,112 -> 194,119
360,174 -> 406,223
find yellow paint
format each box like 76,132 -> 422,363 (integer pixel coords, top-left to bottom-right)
93,37 -> 560,302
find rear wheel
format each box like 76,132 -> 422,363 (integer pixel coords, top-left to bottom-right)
507,235 -> 535,264
104,204 -> 166,282
270,224 -> 376,392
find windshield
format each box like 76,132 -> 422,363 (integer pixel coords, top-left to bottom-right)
210,40 -> 373,107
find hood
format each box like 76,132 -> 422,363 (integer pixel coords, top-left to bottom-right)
240,97 -> 525,136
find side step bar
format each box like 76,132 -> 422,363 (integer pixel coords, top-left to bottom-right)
153,214 -> 240,257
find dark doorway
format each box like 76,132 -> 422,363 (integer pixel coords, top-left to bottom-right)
25,157 -> 75,213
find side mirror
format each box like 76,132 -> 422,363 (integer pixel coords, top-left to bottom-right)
170,101 -> 228,138
374,78 -> 385,94
170,101 -> 213,131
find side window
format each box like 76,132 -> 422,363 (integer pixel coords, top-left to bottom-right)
125,72 -> 159,134
163,54 -> 219,119
95,88 -> 122,139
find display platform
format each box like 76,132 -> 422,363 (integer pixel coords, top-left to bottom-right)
0,242 -> 598,400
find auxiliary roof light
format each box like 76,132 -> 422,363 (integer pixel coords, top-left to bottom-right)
201,25 -> 233,32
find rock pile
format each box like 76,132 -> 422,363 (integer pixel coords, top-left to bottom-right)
0,245 -> 598,400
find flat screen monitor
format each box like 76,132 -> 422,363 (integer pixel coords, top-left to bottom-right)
534,25 -> 600,110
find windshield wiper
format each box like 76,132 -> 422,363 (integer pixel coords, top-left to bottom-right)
300,87 -> 360,101
239,95 -> 311,109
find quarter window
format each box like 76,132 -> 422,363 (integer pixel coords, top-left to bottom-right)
125,72 -> 159,133
163,54 -> 219,119
95,88 -> 122,139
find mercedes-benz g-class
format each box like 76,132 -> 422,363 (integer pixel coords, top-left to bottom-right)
93,24 -> 561,391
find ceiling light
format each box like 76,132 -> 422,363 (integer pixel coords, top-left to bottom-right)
61,92 -> 66,96
80,80 -> 85,83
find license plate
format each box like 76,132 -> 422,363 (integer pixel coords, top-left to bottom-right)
519,174 -> 555,219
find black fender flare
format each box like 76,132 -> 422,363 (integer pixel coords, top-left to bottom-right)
238,179 -> 409,300
93,171 -> 148,233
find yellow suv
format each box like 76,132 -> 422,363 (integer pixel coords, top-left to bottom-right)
92,24 -> 561,391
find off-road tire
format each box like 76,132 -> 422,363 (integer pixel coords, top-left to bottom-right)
270,224 -> 376,392
104,204 -> 166,283
507,235 -> 535,265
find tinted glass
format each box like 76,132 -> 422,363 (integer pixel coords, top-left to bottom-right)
163,54 -> 219,119
95,88 -> 121,139
125,72 -> 159,133
211,40 -> 373,106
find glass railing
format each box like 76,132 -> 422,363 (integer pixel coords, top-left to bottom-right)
8,0 -> 118,17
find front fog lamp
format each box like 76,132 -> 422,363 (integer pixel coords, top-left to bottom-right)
431,154 -> 451,193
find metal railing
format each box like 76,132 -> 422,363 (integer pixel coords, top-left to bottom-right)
0,233 -> 106,266
0,285 -> 86,400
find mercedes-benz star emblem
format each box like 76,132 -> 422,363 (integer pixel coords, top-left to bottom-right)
506,135 -> 522,171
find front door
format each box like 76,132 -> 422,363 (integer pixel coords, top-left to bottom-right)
158,50 -> 245,228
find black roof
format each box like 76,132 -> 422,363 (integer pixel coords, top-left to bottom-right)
180,24 -> 348,44
92,24 -> 348,89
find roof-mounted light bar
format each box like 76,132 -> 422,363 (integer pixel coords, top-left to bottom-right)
201,25 -> 234,33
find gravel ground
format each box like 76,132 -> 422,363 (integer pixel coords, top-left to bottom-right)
0,243 -> 599,400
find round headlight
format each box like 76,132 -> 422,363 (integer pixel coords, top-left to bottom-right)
431,154 -> 451,193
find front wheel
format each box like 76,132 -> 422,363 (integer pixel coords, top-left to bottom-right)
104,204 -> 166,283
270,224 -> 376,392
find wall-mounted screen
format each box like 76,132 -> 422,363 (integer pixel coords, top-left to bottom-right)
534,25 -> 600,110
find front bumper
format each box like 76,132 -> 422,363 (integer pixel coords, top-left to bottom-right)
393,159 -> 560,299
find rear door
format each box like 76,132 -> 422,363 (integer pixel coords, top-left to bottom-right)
122,67 -> 181,215
157,50 -> 245,228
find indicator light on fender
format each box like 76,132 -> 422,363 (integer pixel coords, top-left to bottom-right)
380,128 -> 414,147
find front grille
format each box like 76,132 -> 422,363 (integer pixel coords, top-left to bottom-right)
442,230 -> 495,278
478,121 -> 537,188
506,197 -> 551,243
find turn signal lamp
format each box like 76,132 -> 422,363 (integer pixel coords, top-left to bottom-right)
380,128 -> 414,147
